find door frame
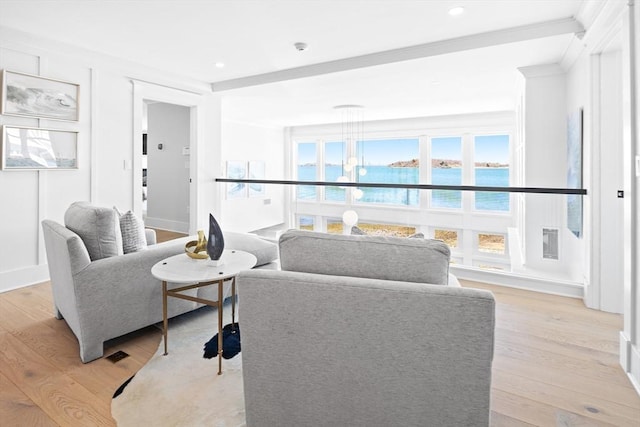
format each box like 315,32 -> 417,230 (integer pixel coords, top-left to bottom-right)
584,27 -> 625,313
132,80 -> 204,234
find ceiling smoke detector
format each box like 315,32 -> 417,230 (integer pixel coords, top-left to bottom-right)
294,42 -> 309,52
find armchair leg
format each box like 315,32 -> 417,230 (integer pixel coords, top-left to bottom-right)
79,340 -> 105,363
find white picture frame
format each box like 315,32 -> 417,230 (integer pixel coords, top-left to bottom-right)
1,125 -> 78,170
1,69 -> 79,121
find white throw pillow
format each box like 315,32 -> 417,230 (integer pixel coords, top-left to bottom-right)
116,208 -> 148,254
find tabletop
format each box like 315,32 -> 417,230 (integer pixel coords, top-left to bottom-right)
151,249 -> 257,284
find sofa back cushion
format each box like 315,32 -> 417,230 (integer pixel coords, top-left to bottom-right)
64,202 -> 123,261
279,230 -> 450,285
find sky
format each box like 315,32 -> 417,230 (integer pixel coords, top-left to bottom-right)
432,135 -> 510,163
298,139 -> 420,165
298,135 -> 509,165
473,135 -> 510,163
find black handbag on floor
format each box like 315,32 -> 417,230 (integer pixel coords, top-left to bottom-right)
203,322 -> 241,360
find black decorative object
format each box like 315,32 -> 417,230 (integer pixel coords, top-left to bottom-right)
203,323 -> 241,359
206,213 -> 225,261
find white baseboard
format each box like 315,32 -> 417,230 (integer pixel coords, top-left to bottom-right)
620,331 -> 631,370
620,332 -> 640,397
450,265 -> 584,299
0,264 -> 50,293
144,217 -> 189,234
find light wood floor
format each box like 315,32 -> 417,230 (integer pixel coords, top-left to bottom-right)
1,237 -> 639,425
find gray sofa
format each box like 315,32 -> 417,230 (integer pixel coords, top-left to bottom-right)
41,202 -> 278,363
237,230 -> 495,427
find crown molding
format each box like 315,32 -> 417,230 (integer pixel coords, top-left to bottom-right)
518,63 -> 565,78
212,18 -> 584,92
561,0 -> 627,69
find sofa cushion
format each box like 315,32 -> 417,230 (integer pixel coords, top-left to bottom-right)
224,232 -> 278,267
64,202 -> 123,261
117,210 -> 148,254
279,230 -> 451,285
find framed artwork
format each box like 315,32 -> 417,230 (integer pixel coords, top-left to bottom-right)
566,108 -> 583,238
1,125 -> 78,170
226,160 -> 247,199
1,70 -> 79,121
248,161 -> 266,197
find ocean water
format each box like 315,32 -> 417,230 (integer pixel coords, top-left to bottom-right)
297,165 -> 510,211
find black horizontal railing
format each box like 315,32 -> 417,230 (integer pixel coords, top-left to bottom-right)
215,178 -> 587,195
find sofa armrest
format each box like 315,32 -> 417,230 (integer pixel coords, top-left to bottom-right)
42,219 -> 92,276
145,228 -> 157,245
224,231 -> 278,267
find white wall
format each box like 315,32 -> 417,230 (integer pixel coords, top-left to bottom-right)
561,2 -> 625,317
620,0 -> 640,395
0,26 -> 216,292
0,38 -> 93,291
219,120 -> 285,232
594,49 -> 624,313
146,102 -> 190,233
518,64 -> 585,283
0,26 -> 286,291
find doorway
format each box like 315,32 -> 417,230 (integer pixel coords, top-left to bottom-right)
142,101 -> 191,232
588,37 -> 624,314
132,80 -> 202,235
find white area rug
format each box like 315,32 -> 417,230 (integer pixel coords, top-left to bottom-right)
111,306 -> 246,427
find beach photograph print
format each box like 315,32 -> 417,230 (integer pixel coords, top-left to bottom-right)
1,126 -> 78,170
566,109 -> 583,238
248,160 -> 265,197
1,70 -> 79,121
226,160 -> 247,199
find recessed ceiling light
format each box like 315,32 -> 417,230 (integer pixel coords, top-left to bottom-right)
215,62 -> 225,68
448,6 -> 465,16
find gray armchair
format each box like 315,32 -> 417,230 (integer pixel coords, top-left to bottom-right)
41,212 -> 194,363
237,230 -> 495,426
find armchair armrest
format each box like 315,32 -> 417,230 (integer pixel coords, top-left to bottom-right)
145,228 -> 157,245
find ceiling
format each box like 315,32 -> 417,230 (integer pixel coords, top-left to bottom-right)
0,0 -> 590,127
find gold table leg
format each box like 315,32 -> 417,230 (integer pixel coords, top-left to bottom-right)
160,277 -> 237,374
162,280 -> 168,356
217,279 -> 223,375
231,277 -> 236,325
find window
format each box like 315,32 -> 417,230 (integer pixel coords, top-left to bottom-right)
325,141 -> 346,202
474,135 -> 510,211
355,138 -> 419,206
435,229 -> 458,248
297,142 -> 317,200
326,218 -> 343,234
356,222 -> 417,237
431,137 -> 462,209
292,123 -> 514,274
478,233 -> 506,254
297,215 -> 315,231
